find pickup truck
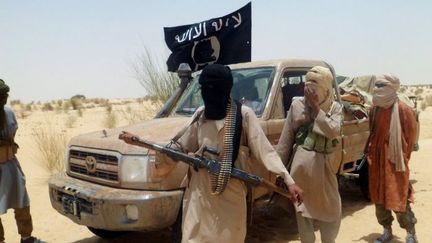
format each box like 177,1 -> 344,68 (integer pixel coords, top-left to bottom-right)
48,59 -> 418,239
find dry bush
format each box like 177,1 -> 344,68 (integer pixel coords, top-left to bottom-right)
119,106 -> 150,124
103,111 -> 117,128
10,99 -> 21,106
25,104 -> 32,111
65,115 -> 77,128
131,47 -> 179,103
421,102 -> 427,111
420,95 -> 432,111
70,97 -> 83,110
63,100 -> 71,113
77,108 -> 84,117
16,110 -> 30,119
415,88 -> 423,95
32,124 -> 68,173
42,102 -> 54,111
105,103 -> 113,113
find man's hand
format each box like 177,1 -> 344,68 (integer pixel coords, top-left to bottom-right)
304,86 -> 320,118
119,131 -> 138,145
288,184 -> 304,205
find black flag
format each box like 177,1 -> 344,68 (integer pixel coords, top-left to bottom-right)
164,2 -> 251,72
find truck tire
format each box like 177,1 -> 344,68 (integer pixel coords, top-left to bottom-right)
87,227 -> 127,239
358,162 -> 370,201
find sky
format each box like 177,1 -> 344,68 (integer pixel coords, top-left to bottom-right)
1,0 -> 431,102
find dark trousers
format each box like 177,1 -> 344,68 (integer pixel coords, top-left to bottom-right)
375,203 -> 417,233
0,206 -> 33,241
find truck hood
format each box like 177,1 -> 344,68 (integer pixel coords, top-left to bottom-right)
68,116 -> 190,155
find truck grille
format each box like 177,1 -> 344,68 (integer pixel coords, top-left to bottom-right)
70,150 -> 118,165
68,149 -> 120,184
70,164 -> 118,181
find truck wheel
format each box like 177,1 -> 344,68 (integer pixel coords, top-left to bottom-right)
87,227 -> 127,239
358,162 -> 370,201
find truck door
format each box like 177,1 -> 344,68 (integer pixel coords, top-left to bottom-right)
263,70 -> 308,145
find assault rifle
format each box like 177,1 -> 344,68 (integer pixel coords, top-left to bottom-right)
119,131 -> 294,201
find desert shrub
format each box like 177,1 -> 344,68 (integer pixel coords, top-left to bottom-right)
32,124 -> 68,173
105,103 -> 113,113
57,100 -> 63,107
131,47 -> 179,103
42,102 -> 54,111
103,112 -> 117,128
414,88 -> 423,95
25,104 -> 32,111
16,110 -> 30,119
77,108 -> 84,117
10,99 -> 21,106
119,106 -> 147,124
65,115 -> 77,128
54,104 -> 62,114
425,95 -> 432,107
70,97 -> 83,110
63,100 -> 71,112
71,94 -> 86,100
421,101 -> 427,111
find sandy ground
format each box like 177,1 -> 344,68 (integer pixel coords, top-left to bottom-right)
2,100 -> 432,243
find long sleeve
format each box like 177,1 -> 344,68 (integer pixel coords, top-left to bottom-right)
276,105 -> 297,166
276,98 -> 311,166
312,102 -> 343,139
177,107 -> 202,154
244,107 -> 295,186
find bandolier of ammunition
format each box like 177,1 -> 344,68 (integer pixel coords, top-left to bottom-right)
210,99 -> 242,194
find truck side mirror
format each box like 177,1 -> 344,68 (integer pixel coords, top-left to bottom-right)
177,63 -> 192,89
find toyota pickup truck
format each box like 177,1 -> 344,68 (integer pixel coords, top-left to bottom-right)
48,59 -> 418,238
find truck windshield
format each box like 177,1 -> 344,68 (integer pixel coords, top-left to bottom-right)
174,67 -> 275,117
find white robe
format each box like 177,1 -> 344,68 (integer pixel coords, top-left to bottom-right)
178,106 -> 295,243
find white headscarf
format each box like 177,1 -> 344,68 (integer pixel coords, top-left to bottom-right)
372,74 -> 405,171
305,66 -> 334,113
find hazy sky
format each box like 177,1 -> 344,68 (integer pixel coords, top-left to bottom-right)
1,0 -> 431,102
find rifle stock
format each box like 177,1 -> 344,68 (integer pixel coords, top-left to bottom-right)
120,131 -> 293,200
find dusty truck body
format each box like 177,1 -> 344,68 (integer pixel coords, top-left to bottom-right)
49,59 -> 386,237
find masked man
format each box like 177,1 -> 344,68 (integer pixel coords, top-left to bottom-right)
368,75 -> 417,243
277,66 -> 343,243
121,64 -> 303,243
0,79 -> 43,243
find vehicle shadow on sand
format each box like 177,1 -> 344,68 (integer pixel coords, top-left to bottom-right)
72,178 -> 371,243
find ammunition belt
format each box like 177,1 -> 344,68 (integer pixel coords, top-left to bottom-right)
210,99 -> 238,194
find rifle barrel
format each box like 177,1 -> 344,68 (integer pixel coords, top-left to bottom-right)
126,134 -> 292,200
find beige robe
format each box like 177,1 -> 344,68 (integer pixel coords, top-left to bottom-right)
177,106 -> 295,243
277,98 -> 342,222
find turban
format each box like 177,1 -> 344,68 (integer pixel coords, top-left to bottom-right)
373,74 -> 405,171
305,66 -> 334,112
372,74 -> 400,108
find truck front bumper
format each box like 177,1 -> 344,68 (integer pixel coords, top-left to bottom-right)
48,173 -> 183,231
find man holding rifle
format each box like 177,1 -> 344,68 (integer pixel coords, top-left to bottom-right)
120,64 -> 303,243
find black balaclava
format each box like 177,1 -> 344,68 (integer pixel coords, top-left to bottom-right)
199,64 -> 233,120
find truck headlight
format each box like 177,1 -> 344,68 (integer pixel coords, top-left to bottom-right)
120,155 -> 156,186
